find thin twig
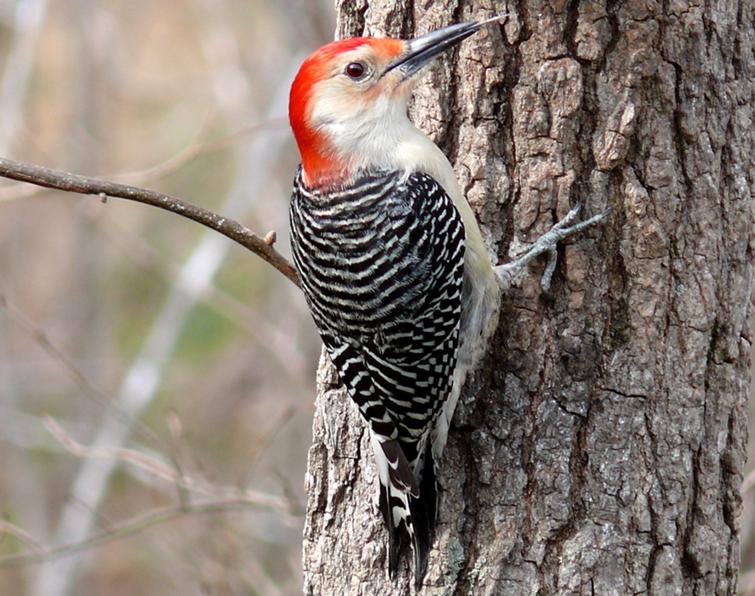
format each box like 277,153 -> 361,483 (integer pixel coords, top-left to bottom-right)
0,519 -> 45,552
0,117 -> 288,203
83,204 -> 307,379
29,55 -> 300,595
0,157 -> 299,287
111,118 -> 286,185
0,294 -> 165,450
243,405 -> 297,480
0,498 -> 284,568
41,416 -> 297,515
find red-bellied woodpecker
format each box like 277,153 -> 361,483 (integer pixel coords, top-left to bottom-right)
288,18 -> 608,588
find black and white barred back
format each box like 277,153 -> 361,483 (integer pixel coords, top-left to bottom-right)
289,168 -> 465,585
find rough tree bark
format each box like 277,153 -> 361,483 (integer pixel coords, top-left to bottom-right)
302,2 -> 753,594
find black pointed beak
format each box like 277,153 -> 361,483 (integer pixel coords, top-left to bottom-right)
383,18 -> 501,79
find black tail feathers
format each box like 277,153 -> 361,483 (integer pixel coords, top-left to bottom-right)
380,440 -> 439,589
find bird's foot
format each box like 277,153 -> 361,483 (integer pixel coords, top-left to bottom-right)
494,203 -> 610,292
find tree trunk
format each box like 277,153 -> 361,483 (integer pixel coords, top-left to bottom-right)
302,2 -> 753,594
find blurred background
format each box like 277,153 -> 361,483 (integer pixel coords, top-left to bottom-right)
0,1 -> 752,595
0,1 -> 333,594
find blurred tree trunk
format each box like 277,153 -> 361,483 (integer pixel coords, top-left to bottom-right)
302,2 -> 753,594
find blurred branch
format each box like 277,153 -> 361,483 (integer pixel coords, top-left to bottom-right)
0,0 -> 48,153
0,294 -> 165,449
0,519 -> 44,553
0,156 -> 299,287
30,54 -> 300,596
0,497 -> 287,569
85,205 -> 308,379
0,117 -> 288,203
113,117 -> 288,185
244,405 -> 297,479
42,416 -> 298,516
0,3 -> 50,550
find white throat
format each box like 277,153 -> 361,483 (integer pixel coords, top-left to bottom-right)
314,96 -> 460,196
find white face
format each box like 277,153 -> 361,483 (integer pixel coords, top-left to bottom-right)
307,45 -> 417,172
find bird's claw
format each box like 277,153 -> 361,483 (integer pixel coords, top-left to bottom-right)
494,205 -> 611,291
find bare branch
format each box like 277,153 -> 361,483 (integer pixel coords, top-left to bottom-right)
41,416 -> 299,516
0,294 -> 165,450
0,518 -> 45,553
0,156 -> 300,287
43,417 -> 178,487
29,54 -> 301,595
0,117 -> 288,203
0,498 -> 289,569
84,205 -> 308,379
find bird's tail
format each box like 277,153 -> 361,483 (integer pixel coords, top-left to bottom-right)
411,437 -> 438,586
372,434 -> 438,589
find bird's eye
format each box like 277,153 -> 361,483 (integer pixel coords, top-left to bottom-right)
345,61 -> 367,79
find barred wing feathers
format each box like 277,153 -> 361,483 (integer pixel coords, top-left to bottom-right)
290,170 -> 465,586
